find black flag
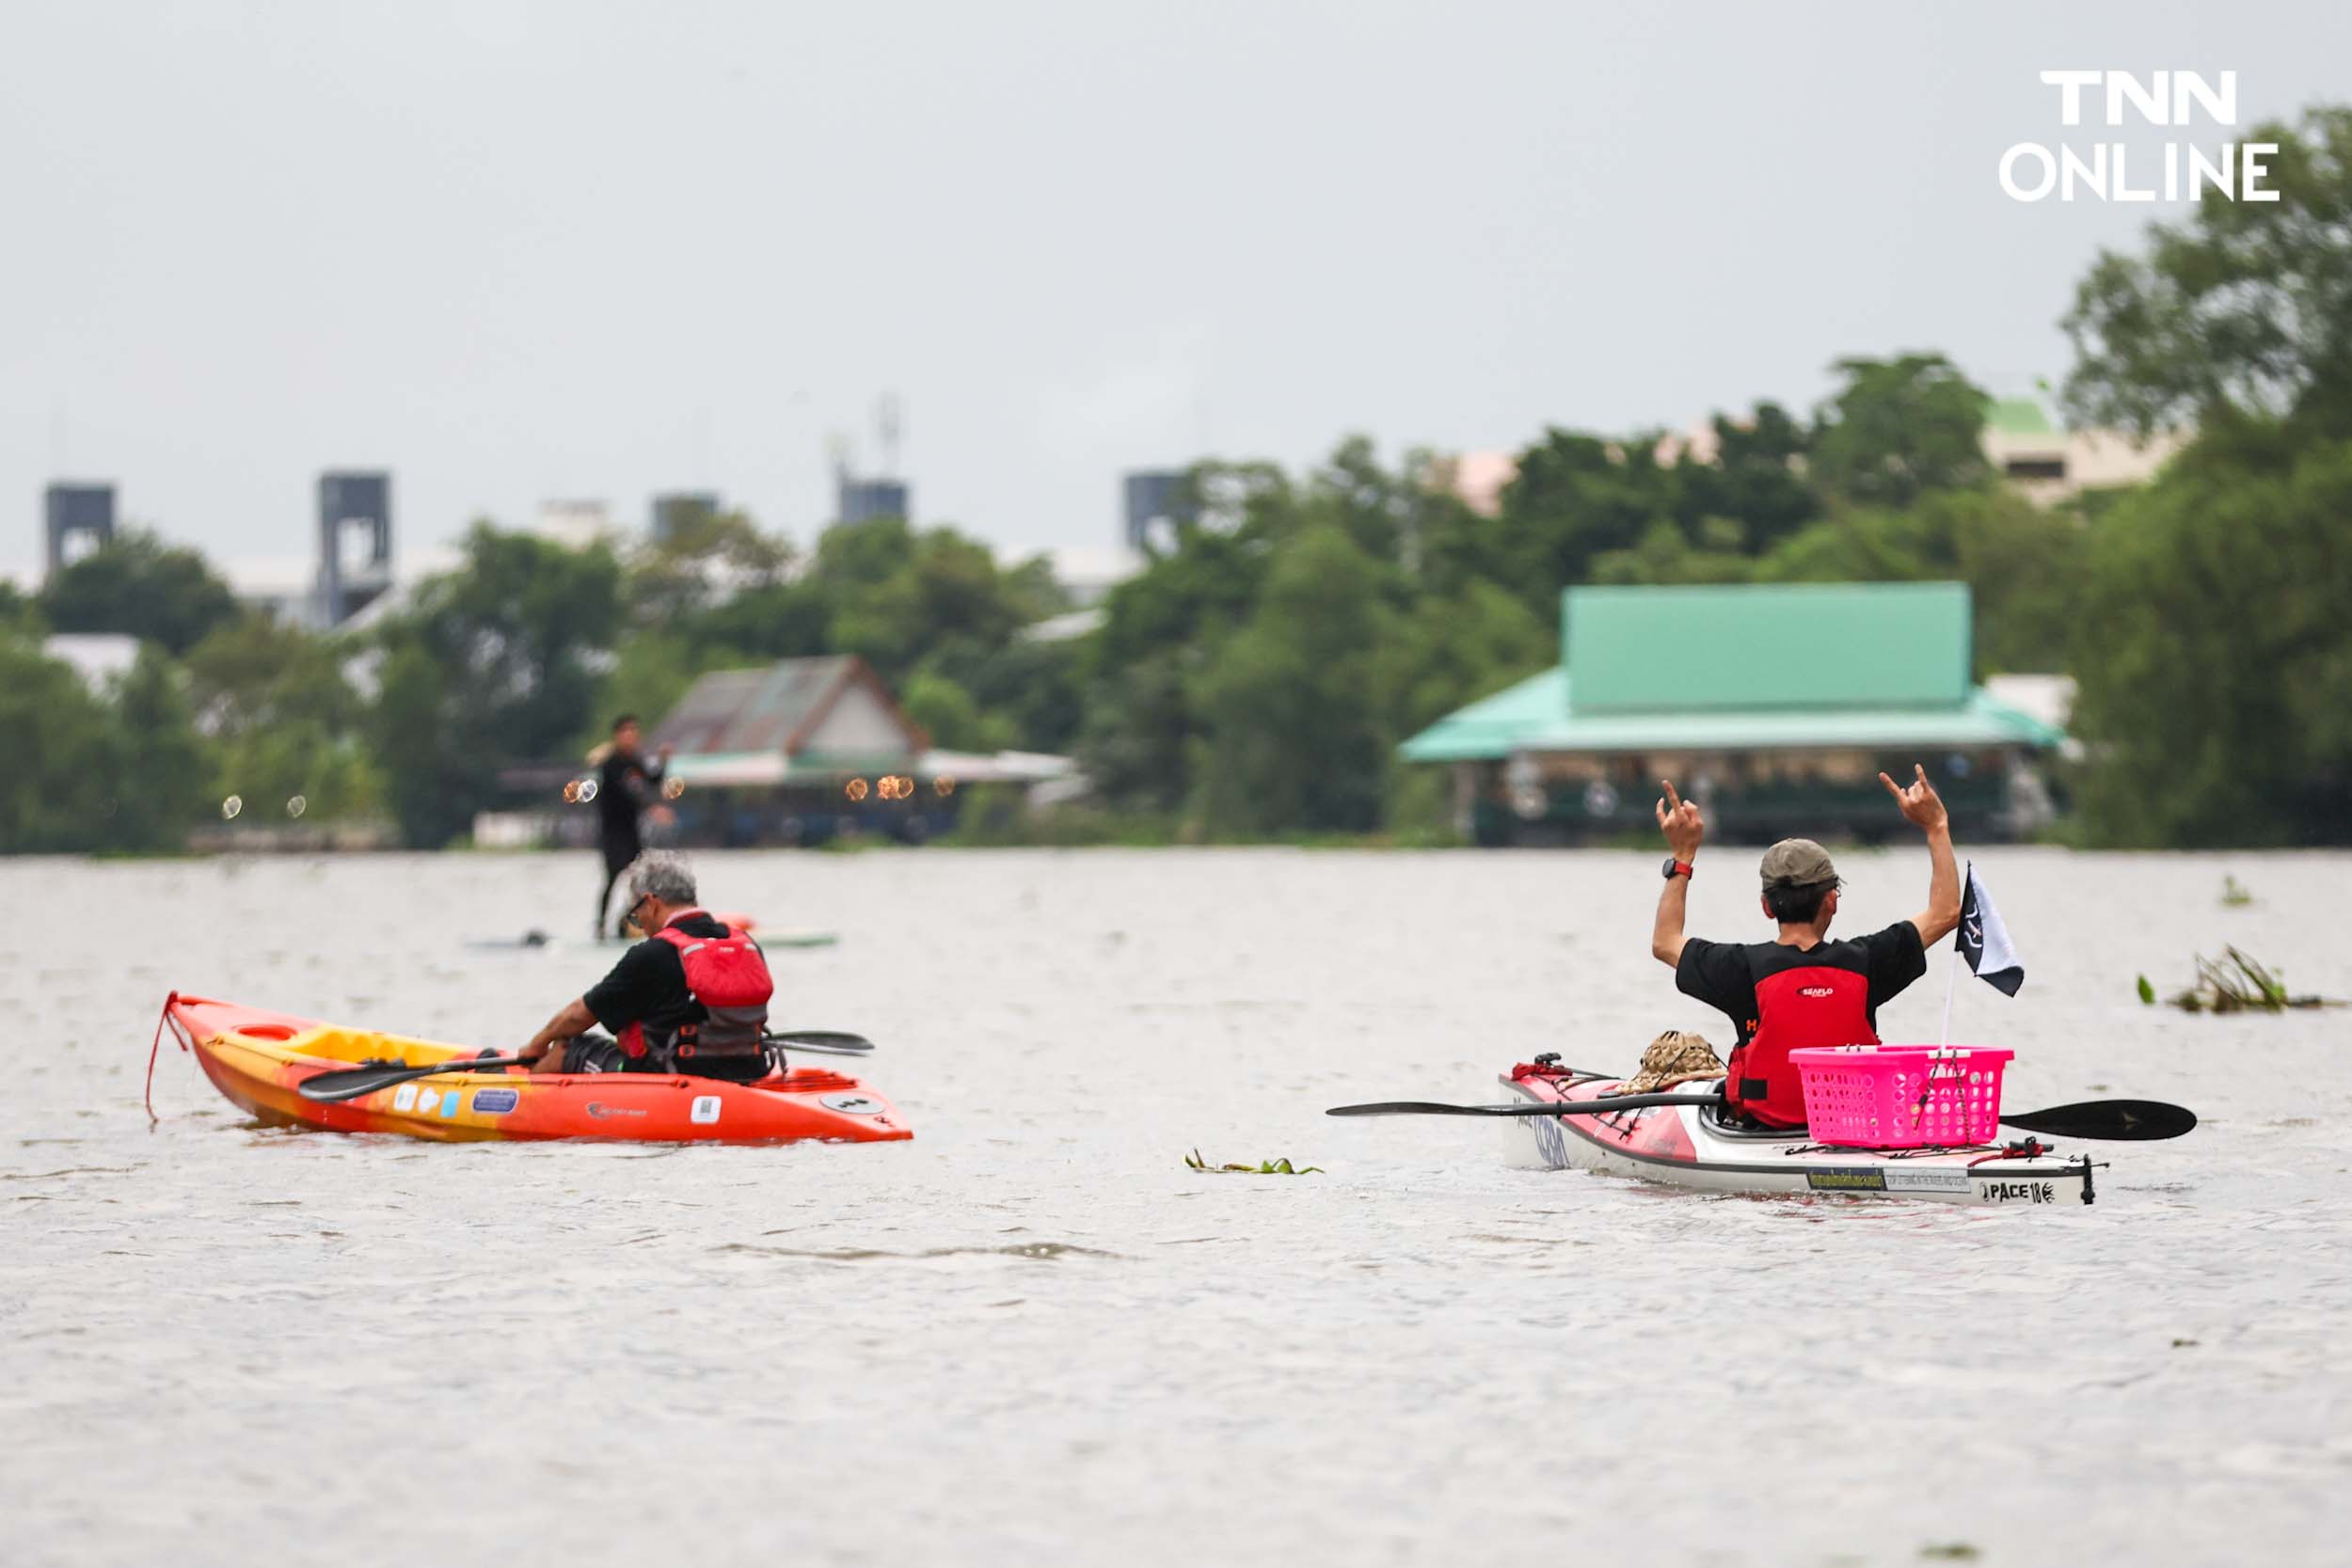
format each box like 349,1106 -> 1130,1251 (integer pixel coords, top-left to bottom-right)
1957,862 -> 2024,996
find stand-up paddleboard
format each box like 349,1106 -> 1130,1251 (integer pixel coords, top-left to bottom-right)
466,917 -> 840,953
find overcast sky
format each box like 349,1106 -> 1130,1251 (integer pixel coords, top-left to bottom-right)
3,1 -> 2346,578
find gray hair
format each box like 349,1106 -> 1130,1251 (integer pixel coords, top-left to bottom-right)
626,850 -> 698,907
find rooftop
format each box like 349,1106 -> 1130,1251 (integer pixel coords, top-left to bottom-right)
1400,582 -> 2062,761
1986,396 -> 2060,437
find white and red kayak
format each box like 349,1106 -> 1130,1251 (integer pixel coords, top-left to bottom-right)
1502,1059 -> 2097,1207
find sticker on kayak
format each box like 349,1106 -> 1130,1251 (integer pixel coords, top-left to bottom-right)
1984,1180 -> 2060,1205
690,1095 -> 723,1125
471,1087 -> 519,1115
819,1092 -> 885,1117
1805,1168 -> 1888,1192
1882,1168 -> 1973,1194
441,1091 -> 461,1118
392,1085 -> 419,1112
418,1088 -> 440,1114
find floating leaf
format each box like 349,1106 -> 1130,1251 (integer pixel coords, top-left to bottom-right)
2136,974 -> 2155,1006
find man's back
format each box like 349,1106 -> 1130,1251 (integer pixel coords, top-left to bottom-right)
1676,923 -> 1927,1125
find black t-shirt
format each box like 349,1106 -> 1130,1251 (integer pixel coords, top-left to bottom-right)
1675,920 -> 1927,1049
583,913 -> 731,1042
596,750 -> 665,843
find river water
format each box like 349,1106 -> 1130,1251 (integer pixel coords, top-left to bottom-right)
3,847 -> 2348,1566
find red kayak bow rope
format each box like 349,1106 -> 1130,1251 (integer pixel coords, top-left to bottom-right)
146,990 -> 194,1125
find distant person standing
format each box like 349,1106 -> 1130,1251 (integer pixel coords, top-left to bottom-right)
595,715 -> 672,939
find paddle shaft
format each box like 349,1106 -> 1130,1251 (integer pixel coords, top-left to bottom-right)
1326,1092 -> 2194,1141
297,1030 -> 878,1103
300,1055 -> 527,1102
1327,1092 -> 1725,1118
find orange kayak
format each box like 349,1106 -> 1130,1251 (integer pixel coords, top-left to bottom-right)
156,992 -> 912,1146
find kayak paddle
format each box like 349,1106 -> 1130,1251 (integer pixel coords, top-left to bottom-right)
1328,1092 -> 1725,1118
1990,1099 -> 2194,1141
765,1031 -> 875,1057
1326,1094 -> 2197,1141
298,1030 -> 880,1103
300,1053 -> 526,1102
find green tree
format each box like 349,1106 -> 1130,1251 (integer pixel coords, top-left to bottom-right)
1375,579 -> 1553,741
1080,527 -> 1267,811
1810,354 -> 1993,507
2064,106 -> 2352,444
184,616 -> 380,820
1680,400 -> 1820,552
0,581 -> 40,638
2069,436 -> 2352,845
40,531 -> 242,655
0,638 -> 207,852
109,646 -> 212,850
368,524 -> 622,847
899,670 -> 1011,752
625,508 -> 795,626
0,639 -> 121,851
1195,526 -> 1396,835
1493,430 -> 1680,597
1944,489 -> 2090,674
948,635 -> 1087,756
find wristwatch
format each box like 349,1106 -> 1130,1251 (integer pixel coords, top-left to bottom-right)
1661,857 -> 1693,880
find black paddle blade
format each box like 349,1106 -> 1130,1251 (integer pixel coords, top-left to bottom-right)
2001,1100 -> 2196,1141
298,1055 -> 524,1104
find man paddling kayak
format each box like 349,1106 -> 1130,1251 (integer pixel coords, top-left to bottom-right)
521,852 -> 775,1082
1648,765 -> 1963,1128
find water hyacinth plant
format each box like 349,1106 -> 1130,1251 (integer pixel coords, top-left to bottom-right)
1185,1149 -> 1324,1175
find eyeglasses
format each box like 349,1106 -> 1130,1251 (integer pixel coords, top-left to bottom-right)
626,894 -> 654,930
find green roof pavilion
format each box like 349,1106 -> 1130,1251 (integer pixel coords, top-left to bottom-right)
1399,582 -> 2064,844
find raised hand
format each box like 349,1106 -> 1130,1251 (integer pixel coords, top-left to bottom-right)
1655,779 -> 1704,860
1879,764 -> 1948,833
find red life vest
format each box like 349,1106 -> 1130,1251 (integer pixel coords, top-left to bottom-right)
1724,964 -> 1879,1128
616,910 -> 774,1061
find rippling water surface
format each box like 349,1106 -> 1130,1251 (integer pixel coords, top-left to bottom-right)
4,847 -> 2349,1566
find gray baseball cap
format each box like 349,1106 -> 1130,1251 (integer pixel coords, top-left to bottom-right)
1758,838 -> 1838,889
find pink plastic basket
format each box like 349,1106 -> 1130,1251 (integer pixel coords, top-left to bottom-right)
1788,1045 -> 2013,1148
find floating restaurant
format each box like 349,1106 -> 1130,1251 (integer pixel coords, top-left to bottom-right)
1400,583 -> 2064,846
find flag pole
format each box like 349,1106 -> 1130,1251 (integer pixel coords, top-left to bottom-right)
1939,935 -> 1961,1046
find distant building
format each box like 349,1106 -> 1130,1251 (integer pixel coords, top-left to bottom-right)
1981,398 -> 2184,504
837,477 -> 910,525
535,499 -> 612,550
43,483 -> 116,578
651,492 -> 721,544
42,632 -> 139,691
1020,545 -> 1147,642
1401,582 -> 2063,846
1422,451 -> 1518,518
596,654 -> 1073,847
1121,470 -> 1195,551
223,559 -> 320,625
317,471 -> 393,626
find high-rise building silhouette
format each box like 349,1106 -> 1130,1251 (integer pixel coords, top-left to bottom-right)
318,471 -> 392,625
43,483 -> 116,579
